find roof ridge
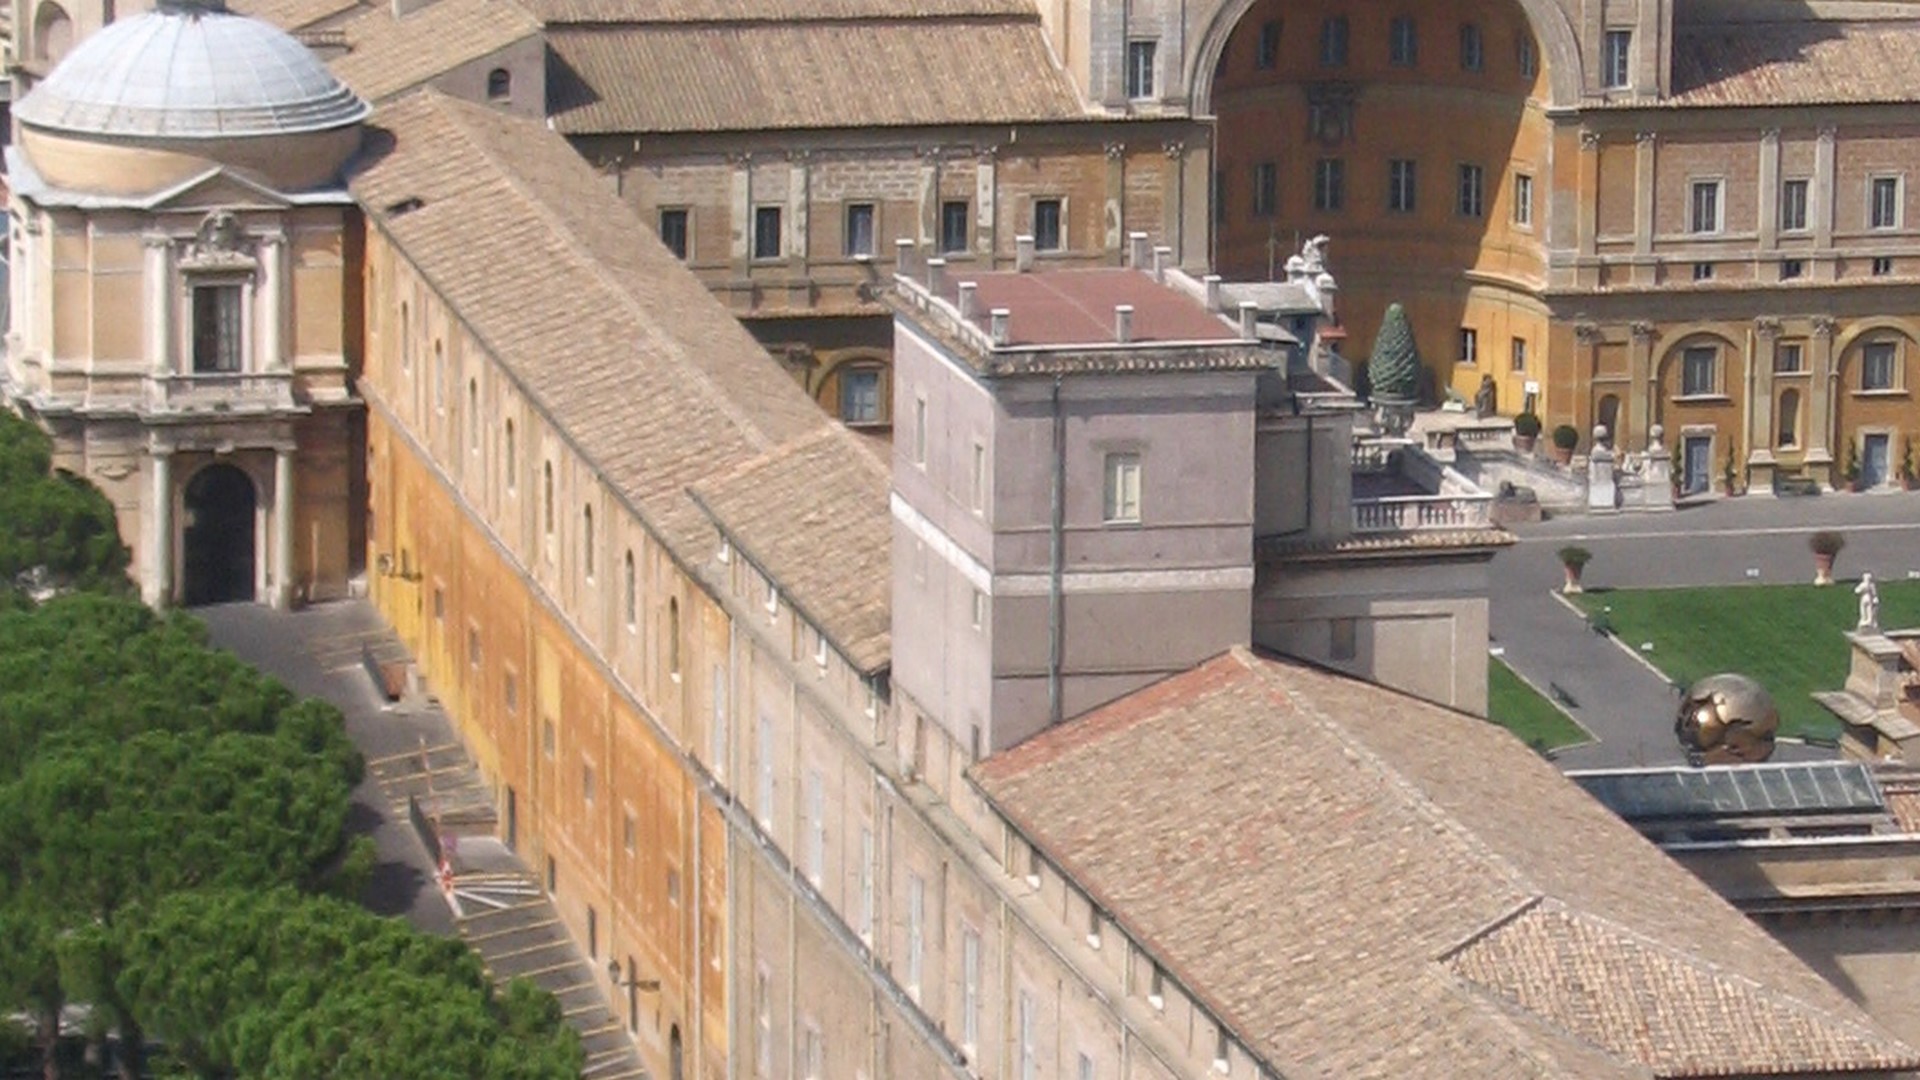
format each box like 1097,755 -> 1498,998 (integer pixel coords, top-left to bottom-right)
417,91 -> 786,459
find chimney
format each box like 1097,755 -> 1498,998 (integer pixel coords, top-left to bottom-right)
957,281 -> 978,320
1127,231 -> 1150,269
1203,273 -> 1223,312
1238,301 -> 1259,341
1152,245 -> 1172,283
895,238 -> 915,277
1114,304 -> 1135,344
1015,235 -> 1036,272
989,308 -> 1011,346
926,257 -> 946,296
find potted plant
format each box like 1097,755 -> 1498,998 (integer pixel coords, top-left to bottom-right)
1844,442 -> 1863,492
1901,436 -> 1916,491
1810,530 -> 1845,586
1558,546 -> 1593,594
1512,410 -> 1542,453
1549,424 -> 1580,465
1722,443 -> 1741,496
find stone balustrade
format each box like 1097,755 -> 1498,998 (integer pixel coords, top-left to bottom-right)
145,370 -> 296,414
1351,492 -> 1495,532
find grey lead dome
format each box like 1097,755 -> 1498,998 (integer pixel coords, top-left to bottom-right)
14,3 -> 370,139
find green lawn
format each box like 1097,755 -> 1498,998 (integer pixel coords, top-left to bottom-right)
1487,657 -> 1590,751
1572,580 -> 1920,742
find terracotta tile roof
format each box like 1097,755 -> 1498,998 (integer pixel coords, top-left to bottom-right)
524,0 -> 1032,21
688,427 -> 892,674
349,91 -> 828,564
546,21 -> 1087,134
227,0 -> 360,31
1647,21 -> 1920,108
971,649 -> 1920,1078
327,0 -> 541,103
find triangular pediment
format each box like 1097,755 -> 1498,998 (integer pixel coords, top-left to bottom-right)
145,167 -> 296,213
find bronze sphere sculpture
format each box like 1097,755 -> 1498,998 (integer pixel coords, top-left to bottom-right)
1674,674 -> 1779,765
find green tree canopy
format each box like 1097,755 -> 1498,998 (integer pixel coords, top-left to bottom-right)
1369,301 -> 1421,404
0,410 -> 130,597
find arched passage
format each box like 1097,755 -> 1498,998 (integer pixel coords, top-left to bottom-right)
669,1025 -> 684,1080
182,463 -> 257,605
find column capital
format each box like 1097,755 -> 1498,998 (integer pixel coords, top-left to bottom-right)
1635,130 -> 1659,146
1811,314 -> 1837,338
142,230 -> 173,250
1630,320 -> 1658,342
1817,124 -> 1838,142
1104,142 -> 1127,160
256,228 -> 288,247
1754,316 -> 1783,338
1162,139 -> 1186,159
1759,127 -> 1781,143
1574,322 -> 1602,344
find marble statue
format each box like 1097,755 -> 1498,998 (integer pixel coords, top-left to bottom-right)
1474,374 -> 1496,418
1858,572 -> 1881,632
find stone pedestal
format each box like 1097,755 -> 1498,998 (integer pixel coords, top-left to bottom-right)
1641,424 -> 1676,511
1587,444 -> 1618,512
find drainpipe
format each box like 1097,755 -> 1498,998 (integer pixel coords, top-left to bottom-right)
1048,374 -> 1066,730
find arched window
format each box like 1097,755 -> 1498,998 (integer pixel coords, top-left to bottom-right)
623,550 -> 637,628
34,2 -> 72,64
433,340 -> 445,411
504,419 -> 517,490
399,301 -> 412,372
582,505 -> 596,578
1778,388 -> 1801,448
668,597 -> 681,677
467,378 -> 479,452
487,68 -> 512,101
542,462 -> 555,537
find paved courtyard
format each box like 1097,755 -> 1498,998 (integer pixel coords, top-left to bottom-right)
1491,489 -> 1920,768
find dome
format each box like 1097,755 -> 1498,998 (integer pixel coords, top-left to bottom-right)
14,1 -> 370,140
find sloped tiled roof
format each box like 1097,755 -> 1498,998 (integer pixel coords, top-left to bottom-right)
524,0 -> 1032,21
1649,21 -> 1920,107
349,91 -> 828,564
972,649 -> 1920,1078
226,0 -> 359,32
546,20 -> 1087,134
688,427 -> 892,674
328,0 -> 540,103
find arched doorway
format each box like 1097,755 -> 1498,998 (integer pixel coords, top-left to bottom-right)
182,464 -> 257,605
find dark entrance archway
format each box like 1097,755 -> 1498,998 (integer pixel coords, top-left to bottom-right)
182,463 -> 256,605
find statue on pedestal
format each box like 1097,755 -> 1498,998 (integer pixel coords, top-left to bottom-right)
1857,572 -> 1881,632
1474,374 -> 1496,419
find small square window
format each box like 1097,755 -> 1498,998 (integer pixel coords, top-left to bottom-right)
1872,256 -> 1895,277
1775,341 -> 1804,374
844,203 -> 876,258
753,205 -> 783,260
1781,259 -> 1804,280
1033,199 -> 1064,251
1103,452 -> 1142,523
1692,261 -> 1714,282
658,208 -> 689,259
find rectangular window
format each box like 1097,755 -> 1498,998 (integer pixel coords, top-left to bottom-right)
1775,341 -> 1804,374
505,670 -> 518,713
906,872 -> 925,995
658,208 -> 690,259
1214,1029 -> 1232,1072
1252,161 -> 1278,217
1458,163 -> 1485,217
803,769 -> 825,886
961,925 -> 982,1052
623,811 -> 636,854
1690,180 -> 1722,234
1459,327 -> 1478,364
755,968 -> 773,1078
1874,256 -> 1895,276
1033,199 -> 1064,251
1017,989 -> 1038,1080
1780,178 -> 1809,232
752,205 -> 783,260
840,368 -> 881,425
1510,336 -> 1528,372
1863,341 -> 1898,390
1781,258 -> 1804,280
191,284 -> 244,374
467,626 -> 481,668
1103,452 -> 1142,523
940,200 -> 970,254
1388,158 -> 1417,212
1313,158 -> 1345,212
756,713 -> 775,829
1126,40 -> 1157,98
542,717 -> 556,758
970,441 -> 987,511
1459,22 -> 1483,70
582,763 -> 595,805
912,396 -> 928,466
1517,34 -> 1537,77
857,826 -> 875,941
1319,15 -> 1348,66
1682,345 -> 1716,396
1513,172 -> 1533,226
1603,30 -> 1631,89
1692,261 -> 1714,281
1256,20 -> 1281,68
1389,16 -> 1416,65
1872,176 -> 1901,229
844,202 -> 876,257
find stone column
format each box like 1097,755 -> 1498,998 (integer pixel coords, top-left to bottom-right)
144,231 -> 173,376
146,449 -> 173,608
273,446 -> 296,610
258,229 -> 286,372
1807,315 -> 1837,486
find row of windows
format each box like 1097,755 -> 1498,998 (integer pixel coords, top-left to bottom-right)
1678,339 -> 1902,397
1456,328 -> 1529,372
654,199 -> 1067,261
1688,176 -> 1907,235
1227,158 -> 1533,223
908,395 -> 1143,523
1240,15 -> 1536,77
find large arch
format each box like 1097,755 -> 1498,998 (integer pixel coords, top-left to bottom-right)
1184,0 -> 1584,114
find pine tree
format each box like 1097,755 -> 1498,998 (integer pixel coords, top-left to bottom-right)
1369,302 -> 1420,405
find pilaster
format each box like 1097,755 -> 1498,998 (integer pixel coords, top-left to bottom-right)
1749,318 -> 1779,489
144,231 -> 173,376
1814,126 -> 1837,275
787,153 -> 810,273
1633,131 -> 1657,285
258,229 -> 287,373
728,153 -> 751,273
1757,129 -> 1780,251
1631,320 -> 1658,435
974,149 -> 997,260
1808,315 -> 1837,484
146,448 -> 173,608
1577,131 -> 1601,261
